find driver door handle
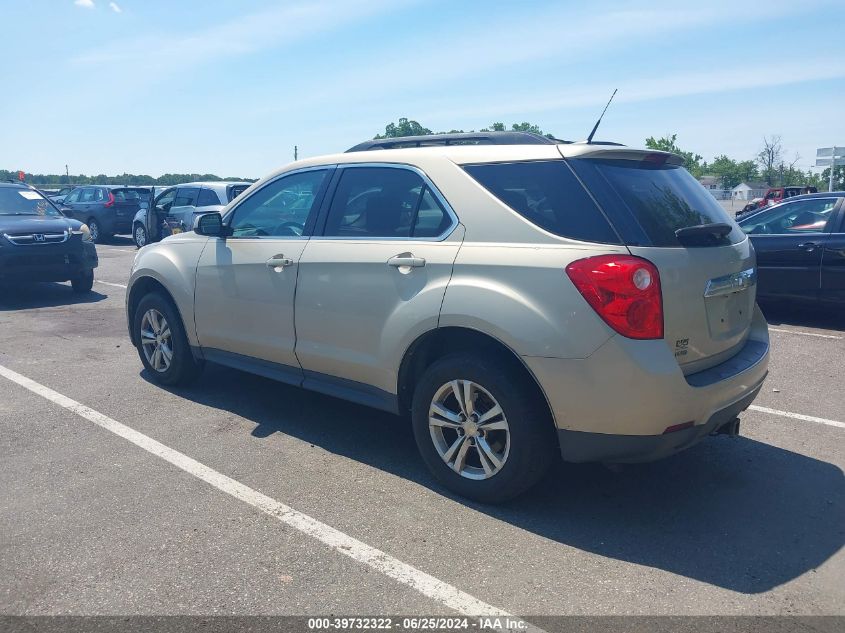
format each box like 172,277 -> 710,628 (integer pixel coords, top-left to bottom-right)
798,242 -> 819,252
387,255 -> 426,268
266,255 -> 295,269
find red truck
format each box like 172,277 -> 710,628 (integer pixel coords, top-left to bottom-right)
740,185 -> 818,215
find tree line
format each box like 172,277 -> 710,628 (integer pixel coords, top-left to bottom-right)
7,119 -> 841,190
644,133 -> 842,190
375,119 -> 842,190
0,170 -> 255,187
375,117 -> 555,139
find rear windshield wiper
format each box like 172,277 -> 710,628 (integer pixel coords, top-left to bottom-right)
675,222 -> 732,246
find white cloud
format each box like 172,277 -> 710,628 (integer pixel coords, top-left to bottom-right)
109,2 -> 121,12
71,0 -> 419,72
74,0 -> 95,8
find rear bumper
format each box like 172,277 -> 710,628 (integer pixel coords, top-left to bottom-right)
0,241 -> 98,282
556,380 -> 763,463
523,304 -> 769,462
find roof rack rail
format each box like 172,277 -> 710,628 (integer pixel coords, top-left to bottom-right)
3,179 -> 37,189
346,131 -> 570,153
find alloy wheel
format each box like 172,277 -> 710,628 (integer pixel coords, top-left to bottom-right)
134,224 -> 147,247
428,380 -> 510,480
140,308 -> 173,373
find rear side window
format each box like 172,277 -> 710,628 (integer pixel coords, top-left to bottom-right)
228,185 -> 249,201
323,167 -> 452,238
79,188 -> 98,202
174,187 -> 200,207
197,188 -> 220,207
463,161 -> 621,244
568,159 -> 745,247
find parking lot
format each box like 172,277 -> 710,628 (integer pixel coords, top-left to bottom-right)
1,240 -> 843,622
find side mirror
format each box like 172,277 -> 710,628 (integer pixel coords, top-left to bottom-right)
194,212 -> 229,237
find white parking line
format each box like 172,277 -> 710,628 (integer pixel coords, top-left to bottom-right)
749,405 -> 845,430
0,363 -> 540,631
95,280 -> 127,289
768,327 -> 842,340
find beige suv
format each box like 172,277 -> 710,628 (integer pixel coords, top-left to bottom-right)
126,132 -> 769,502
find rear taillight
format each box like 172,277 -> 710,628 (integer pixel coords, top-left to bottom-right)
104,191 -> 115,208
565,255 -> 663,340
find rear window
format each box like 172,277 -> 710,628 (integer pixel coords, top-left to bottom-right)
568,159 -> 744,247
112,188 -> 146,202
463,160 -> 621,244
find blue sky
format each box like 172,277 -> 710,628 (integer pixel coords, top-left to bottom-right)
1,0 -> 843,178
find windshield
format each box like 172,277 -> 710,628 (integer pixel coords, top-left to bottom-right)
739,198 -> 839,234
0,187 -> 61,216
568,158 -> 745,247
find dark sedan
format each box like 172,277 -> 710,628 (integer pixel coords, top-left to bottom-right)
738,192 -> 845,305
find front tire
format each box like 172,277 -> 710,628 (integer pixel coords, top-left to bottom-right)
70,270 -> 94,293
411,353 -> 557,503
133,292 -> 203,385
87,218 -> 107,243
133,223 -> 148,248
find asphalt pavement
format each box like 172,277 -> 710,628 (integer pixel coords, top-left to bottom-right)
1,239 -> 843,621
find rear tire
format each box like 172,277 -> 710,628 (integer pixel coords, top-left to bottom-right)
411,353 -> 557,503
133,292 -> 203,386
70,270 -> 94,293
133,222 -> 148,248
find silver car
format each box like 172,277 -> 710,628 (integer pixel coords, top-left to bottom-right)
132,181 -> 251,248
126,132 -> 769,502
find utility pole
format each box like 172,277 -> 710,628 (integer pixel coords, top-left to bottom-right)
294,146 -> 298,161
66,164 -> 69,178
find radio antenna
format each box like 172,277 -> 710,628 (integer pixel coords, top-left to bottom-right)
586,88 -> 617,143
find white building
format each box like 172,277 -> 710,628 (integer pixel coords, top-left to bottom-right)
731,181 -> 768,201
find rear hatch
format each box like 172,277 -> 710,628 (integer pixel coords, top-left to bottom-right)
111,188 -> 147,219
566,149 -> 756,373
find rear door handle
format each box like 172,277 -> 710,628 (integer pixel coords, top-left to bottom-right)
387,255 -> 426,268
798,242 -> 820,252
266,255 -> 294,269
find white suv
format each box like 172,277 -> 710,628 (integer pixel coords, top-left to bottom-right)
132,181 -> 251,248
126,132 -> 769,502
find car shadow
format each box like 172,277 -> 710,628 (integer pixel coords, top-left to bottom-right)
104,235 -> 135,247
760,301 -> 845,332
145,363 -> 845,595
0,282 -> 107,311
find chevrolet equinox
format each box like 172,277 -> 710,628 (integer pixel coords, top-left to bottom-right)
126,132 -> 769,502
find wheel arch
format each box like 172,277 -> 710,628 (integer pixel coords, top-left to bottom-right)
127,275 -> 189,349
396,326 -> 556,428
